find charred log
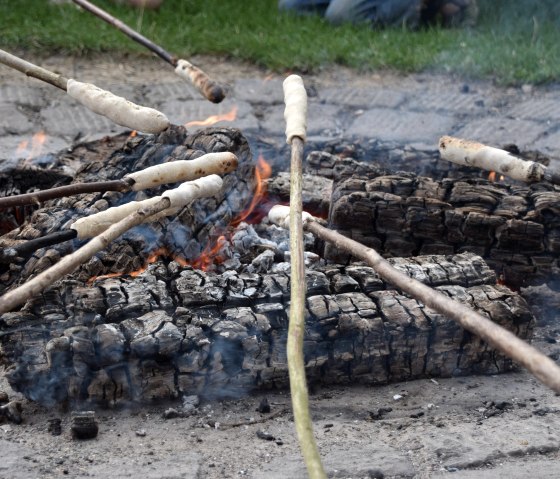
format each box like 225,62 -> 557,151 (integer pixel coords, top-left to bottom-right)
0,126 -> 255,294
325,158 -> 560,288
0,252 -> 534,405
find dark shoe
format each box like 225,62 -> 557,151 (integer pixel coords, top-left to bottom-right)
422,0 -> 478,27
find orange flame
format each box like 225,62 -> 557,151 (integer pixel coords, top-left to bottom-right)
129,130 -> 138,138
187,235 -> 227,272
87,155 -> 273,284
488,171 -> 497,182
16,131 -> 47,163
185,106 -> 238,128
231,155 -> 272,227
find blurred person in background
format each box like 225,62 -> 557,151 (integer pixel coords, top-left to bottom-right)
278,0 -> 478,28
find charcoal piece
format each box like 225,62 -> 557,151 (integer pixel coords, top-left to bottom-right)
48,418 -> 62,436
71,411 -> 98,439
327,160 -> 560,288
1,253 -> 534,405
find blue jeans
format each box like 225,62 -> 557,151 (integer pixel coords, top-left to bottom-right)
278,0 -> 422,27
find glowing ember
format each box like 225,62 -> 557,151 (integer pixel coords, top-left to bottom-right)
87,247 -> 178,284
488,171 -> 497,182
128,130 -> 138,138
185,106 -> 238,128
187,235 -> 228,272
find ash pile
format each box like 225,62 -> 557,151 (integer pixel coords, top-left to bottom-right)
2,125 -> 559,406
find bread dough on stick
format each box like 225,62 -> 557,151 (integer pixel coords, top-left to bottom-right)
126,152 -> 237,190
66,79 -> 170,133
71,175 -> 223,239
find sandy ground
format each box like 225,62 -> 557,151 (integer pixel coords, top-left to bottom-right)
1,55 -> 560,478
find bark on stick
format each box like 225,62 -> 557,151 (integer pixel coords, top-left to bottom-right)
284,74 -> 326,479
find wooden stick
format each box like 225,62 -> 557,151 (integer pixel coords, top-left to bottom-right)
283,75 -> 326,479
0,152 -> 237,209
0,179 -> 130,210
269,205 -> 560,394
0,175 -> 223,314
0,48 -> 170,133
0,48 -> 68,90
72,0 -> 226,103
438,135 -> 554,183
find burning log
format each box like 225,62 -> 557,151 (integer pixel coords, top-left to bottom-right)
326,157 -> 560,288
72,0 -> 226,103
0,49 -> 170,133
439,136 -> 559,184
270,205 -> 560,394
0,251 -> 534,405
0,126 -> 255,293
0,175 -> 225,314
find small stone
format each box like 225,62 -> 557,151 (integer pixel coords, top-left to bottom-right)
135,429 -> 147,437
256,430 -> 275,441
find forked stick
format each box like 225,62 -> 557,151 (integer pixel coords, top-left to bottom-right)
0,175 -> 223,314
0,48 -> 169,133
283,75 -> 326,479
269,205 -> 560,395
72,0 -> 226,103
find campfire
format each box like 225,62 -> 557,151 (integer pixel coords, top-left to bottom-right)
1,67 -> 560,413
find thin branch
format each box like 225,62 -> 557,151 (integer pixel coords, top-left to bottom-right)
303,218 -> 560,395
72,0 -> 226,103
0,197 -> 170,314
0,48 -> 68,90
0,179 -> 130,210
284,75 -> 326,479
72,0 -> 175,64
0,151 -> 237,209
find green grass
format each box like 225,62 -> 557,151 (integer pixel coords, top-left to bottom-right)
0,0 -> 559,84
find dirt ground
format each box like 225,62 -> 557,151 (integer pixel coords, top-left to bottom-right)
1,55 -> 560,478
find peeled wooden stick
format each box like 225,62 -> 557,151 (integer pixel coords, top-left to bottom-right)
0,152 -> 237,209
0,175 -> 223,314
72,0 -> 226,103
269,205 -> 560,395
438,135 -> 559,184
283,75 -> 326,479
0,48 -> 169,133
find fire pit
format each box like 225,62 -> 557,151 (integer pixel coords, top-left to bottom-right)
1,119 -> 548,406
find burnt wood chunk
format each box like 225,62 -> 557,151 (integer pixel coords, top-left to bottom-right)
326,158 -> 560,288
0,126 -> 255,294
0,253 -> 534,405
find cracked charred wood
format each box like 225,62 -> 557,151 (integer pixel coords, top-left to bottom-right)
0,126 -> 255,295
0,252 -> 534,405
325,158 -> 560,289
